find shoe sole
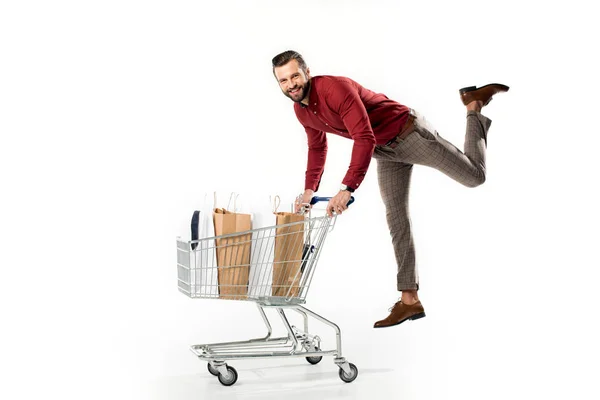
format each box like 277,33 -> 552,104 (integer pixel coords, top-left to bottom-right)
373,312 -> 426,329
459,83 -> 510,94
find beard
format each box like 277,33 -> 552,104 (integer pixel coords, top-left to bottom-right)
284,80 -> 311,103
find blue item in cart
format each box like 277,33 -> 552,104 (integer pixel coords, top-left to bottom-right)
301,244 -> 315,273
190,210 -> 200,250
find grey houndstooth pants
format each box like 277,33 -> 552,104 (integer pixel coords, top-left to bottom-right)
372,110 -> 492,291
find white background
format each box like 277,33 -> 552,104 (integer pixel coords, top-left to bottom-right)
1,0 -> 599,399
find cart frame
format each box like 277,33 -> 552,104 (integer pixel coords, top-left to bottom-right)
176,197 -> 358,385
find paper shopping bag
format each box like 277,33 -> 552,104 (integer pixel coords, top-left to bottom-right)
247,195 -> 278,298
272,212 -> 305,297
188,193 -> 218,298
213,208 -> 252,299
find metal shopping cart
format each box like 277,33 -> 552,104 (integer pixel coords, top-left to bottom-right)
176,196 -> 358,386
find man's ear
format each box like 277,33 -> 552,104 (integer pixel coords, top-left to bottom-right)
305,67 -> 311,79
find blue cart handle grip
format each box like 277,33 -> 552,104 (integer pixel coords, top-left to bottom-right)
310,196 -> 355,207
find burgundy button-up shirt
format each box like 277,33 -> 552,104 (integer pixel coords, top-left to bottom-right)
294,75 -> 411,192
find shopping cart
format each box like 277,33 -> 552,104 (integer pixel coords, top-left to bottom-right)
176,196 -> 358,386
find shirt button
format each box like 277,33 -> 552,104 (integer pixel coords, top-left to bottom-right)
325,123 -> 328,125
313,111 -> 317,114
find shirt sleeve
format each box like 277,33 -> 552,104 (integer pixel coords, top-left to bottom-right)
304,126 -> 327,192
326,80 -> 376,190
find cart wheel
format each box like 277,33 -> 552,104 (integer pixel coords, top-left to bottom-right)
207,363 -> 219,376
217,366 -> 238,386
338,363 -> 358,383
306,347 -> 323,365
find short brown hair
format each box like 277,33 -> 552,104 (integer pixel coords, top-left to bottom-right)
272,50 -> 307,73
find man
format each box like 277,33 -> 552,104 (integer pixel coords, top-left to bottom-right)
272,50 -> 508,328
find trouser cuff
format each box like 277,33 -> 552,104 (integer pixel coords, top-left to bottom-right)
467,110 -> 492,131
397,283 -> 419,291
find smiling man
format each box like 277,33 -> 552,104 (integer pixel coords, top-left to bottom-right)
272,50 -> 508,328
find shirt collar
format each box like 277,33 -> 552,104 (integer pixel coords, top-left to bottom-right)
300,78 -> 316,108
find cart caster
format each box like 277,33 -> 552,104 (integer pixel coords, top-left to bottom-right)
338,363 -> 358,383
305,347 -> 323,365
207,363 -> 219,376
306,354 -> 323,365
217,365 -> 238,386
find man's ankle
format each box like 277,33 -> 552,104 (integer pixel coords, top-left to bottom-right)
401,290 -> 419,305
466,100 -> 483,113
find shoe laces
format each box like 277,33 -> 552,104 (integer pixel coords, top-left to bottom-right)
388,300 -> 402,312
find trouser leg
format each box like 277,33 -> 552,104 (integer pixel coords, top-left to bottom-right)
400,111 -> 492,188
376,159 -> 418,291
372,110 -> 492,292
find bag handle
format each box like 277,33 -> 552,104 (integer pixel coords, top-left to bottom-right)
227,192 -> 241,212
270,195 -> 281,213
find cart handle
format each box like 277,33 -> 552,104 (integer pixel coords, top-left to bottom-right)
310,196 -> 355,207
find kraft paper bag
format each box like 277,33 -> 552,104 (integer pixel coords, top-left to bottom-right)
272,212 -> 305,297
213,208 -> 252,299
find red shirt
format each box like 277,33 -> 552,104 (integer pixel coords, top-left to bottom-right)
294,75 -> 411,192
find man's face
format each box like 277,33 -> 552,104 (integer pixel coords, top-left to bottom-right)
274,60 -> 311,103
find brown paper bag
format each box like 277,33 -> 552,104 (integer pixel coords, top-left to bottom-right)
213,208 -> 252,299
272,212 -> 305,297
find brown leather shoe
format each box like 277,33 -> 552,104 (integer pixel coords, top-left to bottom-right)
460,83 -> 510,106
373,300 -> 426,328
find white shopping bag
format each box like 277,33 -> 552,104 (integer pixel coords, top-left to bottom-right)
246,195 -> 279,298
189,193 -> 219,297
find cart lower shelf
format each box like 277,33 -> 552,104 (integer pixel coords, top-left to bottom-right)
190,302 -> 359,386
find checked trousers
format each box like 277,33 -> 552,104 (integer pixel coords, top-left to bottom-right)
372,110 -> 492,291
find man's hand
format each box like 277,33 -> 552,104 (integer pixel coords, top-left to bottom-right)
326,190 -> 352,217
295,189 -> 315,213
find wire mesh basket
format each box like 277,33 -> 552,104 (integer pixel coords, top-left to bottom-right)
177,214 -> 333,304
